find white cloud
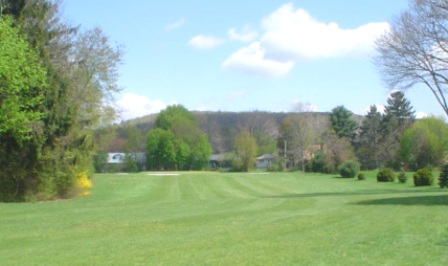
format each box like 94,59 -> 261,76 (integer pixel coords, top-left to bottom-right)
260,3 -> 389,60
416,112 -> 428,119
188,35 -> 224,49
222,42 -> 294,78
117,93 -> 167,121
228,25 -> 258,42
165,18 -> 187,31
223,3 -> 389,78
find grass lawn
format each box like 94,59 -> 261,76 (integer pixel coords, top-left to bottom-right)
1,171 -> 448,265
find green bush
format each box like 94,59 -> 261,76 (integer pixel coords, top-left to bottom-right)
413,168 -> 434,186
377,168 -> 396,182
439,164 -> 448,188
310,151 -> 336,174
398,172 -> 408,184
266,164 -> 280,172
357,173 -> 366,181
304,161 -> 313,172
338,161 -> 360,178
123,155 -> 138,173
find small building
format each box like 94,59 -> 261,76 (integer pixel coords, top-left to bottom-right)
107,152 -> 146,171
108,153 -> 125,164
255,154 -> 276,169
209,153 -> 232,169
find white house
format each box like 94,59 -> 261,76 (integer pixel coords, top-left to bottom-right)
255,154 -> 276,169
108,153 -> 125,164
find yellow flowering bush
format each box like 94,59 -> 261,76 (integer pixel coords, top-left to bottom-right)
75,172 -> 93,197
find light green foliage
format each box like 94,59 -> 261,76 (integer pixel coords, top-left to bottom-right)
1,1 -> 123,201
398,172 -> 408,184
155,104 -> 196,131
150,105 -> 212,170
254,131 -> 277,155
400,117 -> 448,170
234,131 -> 258,172
190,134 -> 212,170
147,128 -> 177,170
0,17 -> 46,143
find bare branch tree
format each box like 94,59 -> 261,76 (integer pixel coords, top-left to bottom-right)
375,0 -> 448,117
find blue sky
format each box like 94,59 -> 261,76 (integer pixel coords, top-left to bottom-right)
61,0 -> 443,120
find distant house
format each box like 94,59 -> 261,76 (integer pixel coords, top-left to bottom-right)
107,152 -> 146,171
255,154 -> 276,169
209,153 -> 232,169
108,153 -> 125,164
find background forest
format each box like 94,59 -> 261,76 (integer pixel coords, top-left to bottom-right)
97,91 -> 448,176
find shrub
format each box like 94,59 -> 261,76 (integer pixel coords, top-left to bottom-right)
357,173 -> 366,181
304,161 -> 314,172
266,164 -> 280,172
338,161 -> 360,178
123,155 -> 138,173
398,172 -> 408,184
377,168 -> 396,182
74,172 -> 93,197
413,168 -> 434,186
311,151 -> 336,174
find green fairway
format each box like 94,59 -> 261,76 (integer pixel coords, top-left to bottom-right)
1,172 -> 447,265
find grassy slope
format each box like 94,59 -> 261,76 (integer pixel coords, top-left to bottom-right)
1,172 -> 447,265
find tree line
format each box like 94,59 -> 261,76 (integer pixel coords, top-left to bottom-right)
98,90 -> 448,175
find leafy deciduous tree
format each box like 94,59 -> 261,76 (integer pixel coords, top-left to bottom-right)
1,0 -> 123,201
400,117 -> 448,170
0,17 -> 46,144
149,105 -> 212,170
147,128 -> 177,170
234,131 -> 258,172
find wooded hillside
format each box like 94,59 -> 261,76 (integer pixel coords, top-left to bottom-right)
112,111 -> 361,154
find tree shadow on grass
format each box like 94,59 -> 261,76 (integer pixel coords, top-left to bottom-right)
265,189 -> 437,199
355,194 -> 448,206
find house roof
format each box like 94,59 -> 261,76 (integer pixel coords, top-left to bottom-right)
256,154 -> 276,160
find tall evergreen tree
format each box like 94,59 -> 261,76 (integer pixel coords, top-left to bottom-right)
357,105 -> 383,169
329,105 -> 358,139
384,91 -> 415,123
379,91 -> 415,169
